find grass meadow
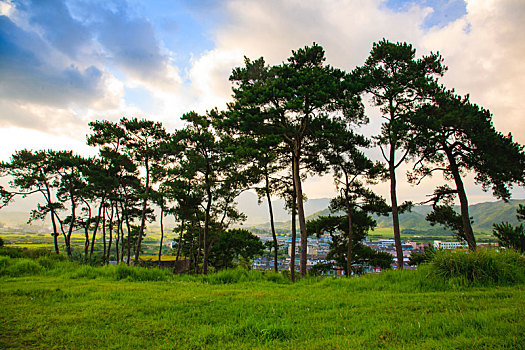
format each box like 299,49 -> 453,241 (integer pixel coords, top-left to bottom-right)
1,249 -> 524,349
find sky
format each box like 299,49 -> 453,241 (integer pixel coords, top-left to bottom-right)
1,0 -> 524,206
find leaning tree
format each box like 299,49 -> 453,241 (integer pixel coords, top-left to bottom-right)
407,89 -> 525,250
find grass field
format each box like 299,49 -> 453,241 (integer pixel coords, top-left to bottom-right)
1,253 -> 524,349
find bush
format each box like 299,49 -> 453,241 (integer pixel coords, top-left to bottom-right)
408,246 -> 436,266
37,254 -> 65,269
0,246 -> 57,259
427,248 -> 525,287
1,258 -> 43,277
0,255 -> 12,270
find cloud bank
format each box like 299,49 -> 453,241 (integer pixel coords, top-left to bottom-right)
0,0 -> 523,202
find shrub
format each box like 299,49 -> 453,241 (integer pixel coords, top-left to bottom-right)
0,255 -> 12,270
2,258 -> 43,277
408,246 -> 436,266
0,246 -> 57,259
37,254 -> 66,269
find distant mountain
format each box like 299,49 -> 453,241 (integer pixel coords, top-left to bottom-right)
245,199 -> 525,234
235,191 -> 330,225
372,199 -> 525,233
2,189 -> 523,235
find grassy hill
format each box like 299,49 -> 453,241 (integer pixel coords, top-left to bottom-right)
1,252 -> 524,349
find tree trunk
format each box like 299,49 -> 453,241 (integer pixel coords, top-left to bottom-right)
90,197 -> 105,259
290,188 -> 297,283
115,204 -> 121,263
83,203 -> 92,260
64,189 -> 76,257
202,168 -> 212,275
189,222 -> 195,273
265,169 -> 279,273
134,157 -> 150,262
293,150 -> 308,277
106,204 -> 114,264
42,178 -> 60,255
84,225 -> 90,260
158,207 -> 164,264
446,149 -> 476,250
102,207 -> 106,263
389,147 -> 404,269
124,206 -> 132,265
346,200 -> 354,277
198,218 -> 204,274
176,218 -> 185,261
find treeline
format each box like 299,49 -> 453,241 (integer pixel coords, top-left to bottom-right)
1,40 -> 524,279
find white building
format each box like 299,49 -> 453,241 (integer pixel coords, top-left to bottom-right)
433,240 -> 468,250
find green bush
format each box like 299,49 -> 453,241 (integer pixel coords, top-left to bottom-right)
0,246 -> 58,259
427,248 -> 525,286
2,258 -> 43,277
37,254 -> 65,269
0,255 -> 12,270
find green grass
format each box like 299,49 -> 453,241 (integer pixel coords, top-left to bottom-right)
1,255 -> 524,349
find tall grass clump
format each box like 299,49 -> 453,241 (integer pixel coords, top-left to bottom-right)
186,267 -> 290,285
113,264 -> 173,282
428,248 -> 525,286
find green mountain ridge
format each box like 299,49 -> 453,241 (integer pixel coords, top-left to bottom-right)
247,199 -> 525,234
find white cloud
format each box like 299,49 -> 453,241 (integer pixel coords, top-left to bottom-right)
421,0 -> 525,143
195,0 -> 525,203
1,0 -> 523,205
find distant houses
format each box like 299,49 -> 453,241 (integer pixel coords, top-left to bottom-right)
250,233 -> 496,274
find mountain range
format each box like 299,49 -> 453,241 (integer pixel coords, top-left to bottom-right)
1,189 -> 524,235
239,194 -> 525,234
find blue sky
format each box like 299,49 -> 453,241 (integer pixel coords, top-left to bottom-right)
385,0 -> 467,28
0,0 -> 524,203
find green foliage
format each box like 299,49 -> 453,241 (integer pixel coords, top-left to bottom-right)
426,205 -> 468,242
0,246 -> 58,259
517,204 -> 525,221
408,89 -> 525,249
408,246 -> 436,266
492,222 -> 525,253
492,204 -> 525,253
0,258 -> 42,277
307,213 -> 389,273
209,229 -> 264,270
